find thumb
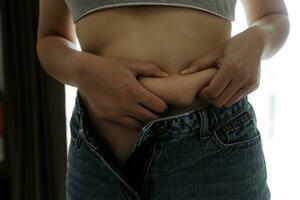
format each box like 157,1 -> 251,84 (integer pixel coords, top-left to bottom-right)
180,47 -> 222,75
131,62 -> 170,78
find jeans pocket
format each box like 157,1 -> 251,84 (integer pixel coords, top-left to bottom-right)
211,104 -> 261,149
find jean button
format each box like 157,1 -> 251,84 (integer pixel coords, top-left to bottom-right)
153,126 -> 168,136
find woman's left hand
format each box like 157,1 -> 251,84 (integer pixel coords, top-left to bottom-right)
180,27 -> 265,108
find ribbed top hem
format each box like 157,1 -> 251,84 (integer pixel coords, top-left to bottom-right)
65,0 -> 237,24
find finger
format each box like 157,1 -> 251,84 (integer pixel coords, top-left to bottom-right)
119,116 -> 145,132
198,67 -> 233,100
208,77 -> 245,107
135,84 -> 169,114
131,62 -> 170,78
180,47 -> 223,75
223,86 -> 257,108
128,104 -> 162,124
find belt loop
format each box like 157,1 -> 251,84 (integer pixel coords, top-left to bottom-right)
194,108 -> 210,139
75,129 -> 84,149
199,110 -> 210,139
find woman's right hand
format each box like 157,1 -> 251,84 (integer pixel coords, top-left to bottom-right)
75,53 -> 170,132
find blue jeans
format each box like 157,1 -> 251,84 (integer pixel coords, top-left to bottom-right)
66,90 -> 271,200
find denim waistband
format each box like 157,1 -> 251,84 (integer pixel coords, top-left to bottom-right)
73,90 -> 249,152
131,95 -> 249,152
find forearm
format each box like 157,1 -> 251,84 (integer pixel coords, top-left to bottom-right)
245,13 -> 290,60
36,36 -> 95,87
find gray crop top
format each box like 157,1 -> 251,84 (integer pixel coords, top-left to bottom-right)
65,0 -> 237,24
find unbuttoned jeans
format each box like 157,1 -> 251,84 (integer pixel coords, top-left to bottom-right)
66,90 -> 271,200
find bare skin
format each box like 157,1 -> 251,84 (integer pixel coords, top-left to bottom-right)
137,68 -> 218,109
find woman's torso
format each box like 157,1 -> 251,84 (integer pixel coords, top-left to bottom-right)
76,6 -> 231,73
73,6 -> 232,164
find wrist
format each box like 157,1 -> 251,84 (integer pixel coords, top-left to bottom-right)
245,26 -> 268,58
67,50 -> 103,88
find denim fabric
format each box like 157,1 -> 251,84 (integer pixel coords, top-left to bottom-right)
66,90 -> 271,200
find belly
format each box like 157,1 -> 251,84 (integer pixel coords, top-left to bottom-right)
74,6 -> 231,165
76,6 -> 231,71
